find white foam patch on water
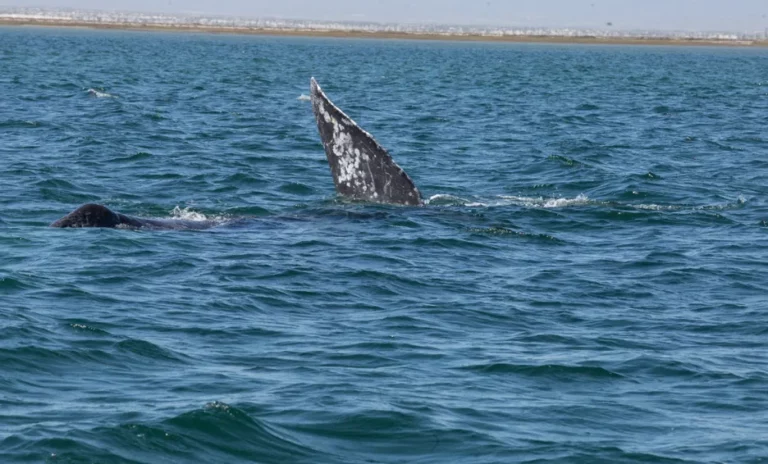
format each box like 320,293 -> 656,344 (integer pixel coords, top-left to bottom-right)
297,94 -> 311,101
631,197 -> 747,211
632,204 -> 681,211
87,88 -> 116,98
428,193 -> 746,212
170,206 -> 213,221
425,194 -> 482,206
498,194 -> 592,208
427,194 -> 592,208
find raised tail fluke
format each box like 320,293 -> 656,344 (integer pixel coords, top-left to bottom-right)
310,78 -> 422,206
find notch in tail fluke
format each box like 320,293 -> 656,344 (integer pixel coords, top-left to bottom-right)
310,77 -> 423,206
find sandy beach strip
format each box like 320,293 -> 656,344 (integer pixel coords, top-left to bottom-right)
1,18 -> 766,47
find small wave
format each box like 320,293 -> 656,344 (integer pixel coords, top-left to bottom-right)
224,205 -> 271,217
459,362 -> 623,380
87,88 -> 116,98
548,154 -> 582,167
116,338 -> 186,363
163,402 -> 313,459
576,103 -> 600,111
278,182 -> 314,195
109,151 -> 153,163
67,322 -> 111,336
640,171 -> 662,180
467,227 -> 565,243
297,94 -> 311,101
0,276 -> 34,292
0,119 -> 40,128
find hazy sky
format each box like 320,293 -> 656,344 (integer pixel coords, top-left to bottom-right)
4,0 -> 768,32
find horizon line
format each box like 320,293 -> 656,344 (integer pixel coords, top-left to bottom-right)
2,6 -> 768,41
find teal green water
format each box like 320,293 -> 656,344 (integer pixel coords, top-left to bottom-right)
2,27 -> 768,463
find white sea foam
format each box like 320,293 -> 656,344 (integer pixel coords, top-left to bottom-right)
426,193 -> 593,208
631,197 -> 746,211
297,94 -> 311,101
426,194 -> 457,203
427,193 -> 747,212
425,194 -> 482,206
632,204 -> 675,211
170,206 -> 212,221
87,88 -> 115,98
498,194 -> 592,208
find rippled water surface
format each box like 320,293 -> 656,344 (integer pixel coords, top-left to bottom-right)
2,27 -> 768,463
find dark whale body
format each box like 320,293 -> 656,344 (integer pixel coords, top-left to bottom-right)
310,78 -> 423,206
51,203 -> 218,230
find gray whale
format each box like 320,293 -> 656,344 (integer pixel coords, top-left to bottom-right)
51,203 -> 218,230
52,78 -> 423,229
310,78 -> 423,206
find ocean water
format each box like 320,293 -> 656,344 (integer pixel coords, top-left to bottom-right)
1,26 -> 768,463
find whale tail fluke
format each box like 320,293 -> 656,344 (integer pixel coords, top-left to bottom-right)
310,77 -> 422,206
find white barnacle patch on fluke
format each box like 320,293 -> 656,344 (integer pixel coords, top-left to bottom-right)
316,96 -> 375,193
331,124 -> 370,191
318,101 -> 332,124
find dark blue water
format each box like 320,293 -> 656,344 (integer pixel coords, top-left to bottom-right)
2,26 -> 768,463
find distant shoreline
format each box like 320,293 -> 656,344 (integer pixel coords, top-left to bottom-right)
2,18 -> 767,47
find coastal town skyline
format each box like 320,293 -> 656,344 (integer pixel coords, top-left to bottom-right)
2,0 -> 768,33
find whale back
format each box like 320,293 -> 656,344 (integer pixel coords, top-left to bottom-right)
310,78 -> 422,206
50,203 -> 124,228
51,203 -> 219,229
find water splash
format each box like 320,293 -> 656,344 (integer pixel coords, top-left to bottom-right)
170,206 -> 214,221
